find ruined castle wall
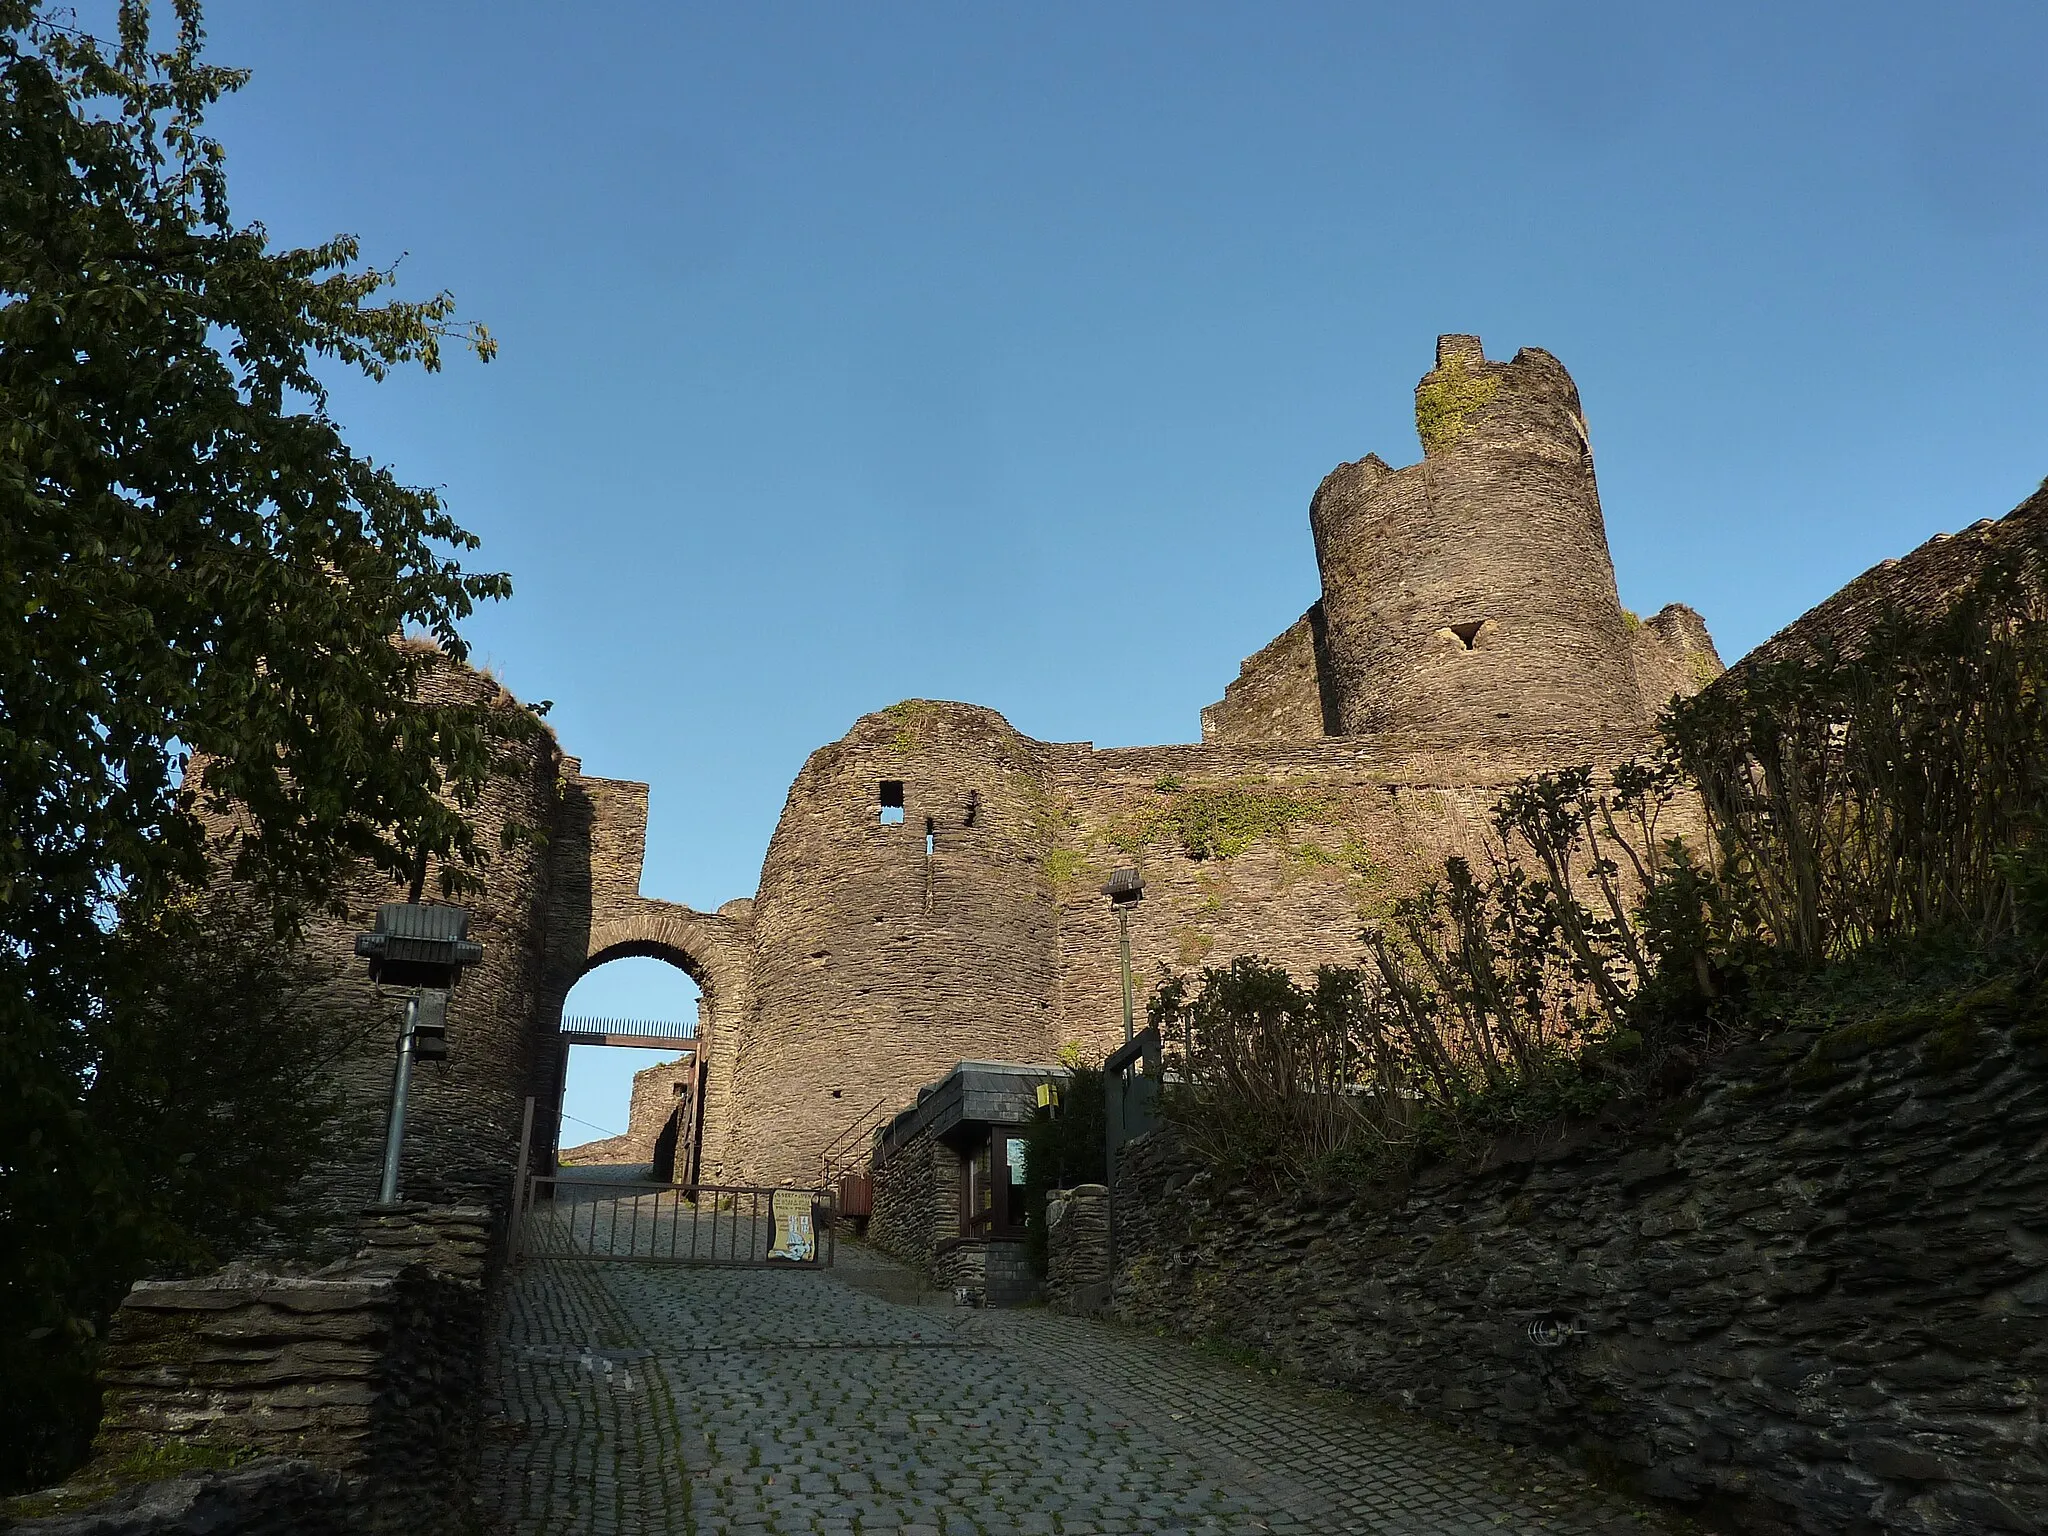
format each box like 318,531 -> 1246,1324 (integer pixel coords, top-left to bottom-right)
1730,486 -> 2048,679
709,704 -> 1064,1186
1309,336 -> 1647,743
279,661 -> 562,1241
557,1057 -> 693,1167
1042,740 -> 1558,1057
1630,603 -> 1724,717
530,766 -> 752,1181
1198,604 -> 1338,744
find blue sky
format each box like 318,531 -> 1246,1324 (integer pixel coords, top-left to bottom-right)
195,2 -> 2048,1138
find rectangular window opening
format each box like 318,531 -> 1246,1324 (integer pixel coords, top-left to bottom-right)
925,818 -> 936,857
879,781 -> 905,825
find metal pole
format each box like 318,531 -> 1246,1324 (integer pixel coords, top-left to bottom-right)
508,1095 -> 535,1265
1117,904 -> 1135,1043
376,991 -> 420,1205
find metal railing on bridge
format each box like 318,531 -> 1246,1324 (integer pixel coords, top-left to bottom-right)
558,1014 -> 698,1050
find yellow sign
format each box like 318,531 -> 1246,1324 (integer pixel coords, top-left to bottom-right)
768,1189 -> 816,1261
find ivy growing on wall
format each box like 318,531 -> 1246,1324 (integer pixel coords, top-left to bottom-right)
1106,782 -> 1332,862
1414,353 -> 1501,455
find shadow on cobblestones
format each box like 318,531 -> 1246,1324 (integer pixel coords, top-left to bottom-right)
479,1224 -> 1682,1536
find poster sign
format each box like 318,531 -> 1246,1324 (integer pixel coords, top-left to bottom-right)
768,1188 -> 816,1262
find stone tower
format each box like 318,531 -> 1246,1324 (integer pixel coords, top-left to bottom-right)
1307,335 -> 1647,743
713,701 -> 1064,1184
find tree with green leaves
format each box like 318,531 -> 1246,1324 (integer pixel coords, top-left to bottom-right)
1,0 -> 539,1489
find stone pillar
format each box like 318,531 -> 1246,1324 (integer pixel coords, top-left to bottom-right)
1046,1183 -> 1112,1315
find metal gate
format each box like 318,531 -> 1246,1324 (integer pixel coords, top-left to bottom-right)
513,1175 -> 836,1268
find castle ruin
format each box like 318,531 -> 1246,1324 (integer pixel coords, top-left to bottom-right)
271,335 -> 1727,1217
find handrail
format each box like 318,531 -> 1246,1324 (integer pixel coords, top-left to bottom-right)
560,1014 -> 696,1039
817,1095 -> 892,1181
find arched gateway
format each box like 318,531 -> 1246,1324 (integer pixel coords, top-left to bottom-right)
528,766 -> 753,1184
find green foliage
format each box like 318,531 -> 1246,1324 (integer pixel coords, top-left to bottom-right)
1042,846 -> 1091,891
2,907 -> 355,1491
1413,353 -> 1501,455
1662,535 -> 2048,965
1164,527 -> 2048,1197
1020,1061 -> 1105,1276
1111,782 -> 1330,862
881,700 -> 944,755
0,2 -> 525,1492
1152,959 -> 1382,1188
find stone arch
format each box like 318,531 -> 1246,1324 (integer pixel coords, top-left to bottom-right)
531,897 -> 755,1179
573,902 -> 749,1017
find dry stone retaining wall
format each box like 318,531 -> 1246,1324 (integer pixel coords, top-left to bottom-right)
12,1207 -> 493,1535
1102,986 -> 2048,1535
1045,1184 -> 1112,1314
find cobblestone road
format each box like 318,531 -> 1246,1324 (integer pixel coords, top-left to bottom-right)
479,1234 -> 1677,1536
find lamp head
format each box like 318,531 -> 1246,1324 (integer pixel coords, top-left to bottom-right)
1101,867 -> 1145,907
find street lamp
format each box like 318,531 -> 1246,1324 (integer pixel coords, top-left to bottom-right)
354,902 -> 483,1206
1101,867 -> 1144,1042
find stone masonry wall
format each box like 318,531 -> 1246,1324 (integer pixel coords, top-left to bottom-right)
711,713 -> 1685,1183
1108,984 -> 2048,1535
1043,733 -> 1677,1065
1731,485 -> 2048,679
1631,603 -> 1724,713
241,658 -> 562,1251
1046,1184 -> 1112,1314
21,1207 -> 494,1534
1199,604 -> 1339,744
558,1056 -> 693,1168
1308,336 -> 1648,743
868,1121 -> 956,1279
718,704 -> 1064,1185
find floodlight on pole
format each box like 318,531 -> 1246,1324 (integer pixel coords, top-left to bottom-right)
354,903 -> 482,1206
1101,868 -> 1144,1043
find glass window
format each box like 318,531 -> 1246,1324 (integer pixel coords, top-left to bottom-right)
960,1127 -> 1029,1239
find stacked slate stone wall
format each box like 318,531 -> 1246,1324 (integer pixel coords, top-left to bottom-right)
1045,1184 -> 1112,1314
1306,335 -> 1649,742
868,1121 -> 954,1279
720,703 -> 1066,1185
558,1056 -> 693,1168
1199,604 -> 1340,744
9,1208 -> 493,1535
1107,990 -> 2048,1535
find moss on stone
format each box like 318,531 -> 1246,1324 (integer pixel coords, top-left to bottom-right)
1414,354 -> 1501,455
1422,1228 -> 1474,1266
880,700 -> 945,755
1042,846 -> 1091,892
1921,1014 -> 1993,1074
1110,782 -> 1332,862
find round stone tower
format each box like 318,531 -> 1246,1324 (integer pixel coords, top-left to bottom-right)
1307,335 -> 1647,744
715,701 -> 1062,1186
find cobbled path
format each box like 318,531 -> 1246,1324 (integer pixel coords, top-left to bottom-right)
479,1234 -> 1678,1535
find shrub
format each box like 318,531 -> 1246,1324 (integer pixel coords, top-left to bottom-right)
1020,1053 -> 1105,1276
